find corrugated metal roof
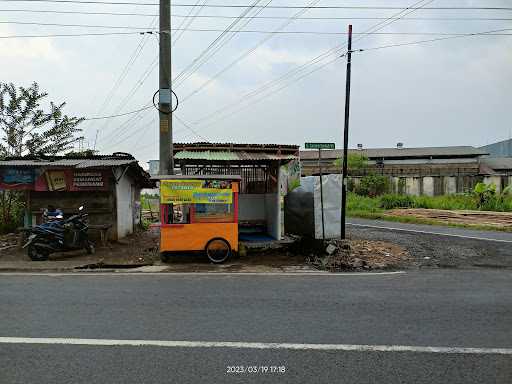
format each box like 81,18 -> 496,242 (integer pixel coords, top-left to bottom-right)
482,157 -> 512,170
175,142 -> 299,150
175,150 -> 297,161
0,158 -> 136,168
300,146 -> 489,160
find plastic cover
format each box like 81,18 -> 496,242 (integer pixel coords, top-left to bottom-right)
284,175 -> 342,239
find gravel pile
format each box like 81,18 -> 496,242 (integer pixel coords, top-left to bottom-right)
308,238 -> 410,272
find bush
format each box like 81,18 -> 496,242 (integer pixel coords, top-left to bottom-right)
379,194 -> 415,209
347,192 -> 381,212
355,174 -> 390,197
0,190 -> 24,233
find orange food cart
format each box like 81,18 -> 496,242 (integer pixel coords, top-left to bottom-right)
154,175 -> 241,263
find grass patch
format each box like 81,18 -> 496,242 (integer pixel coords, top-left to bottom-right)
346,192 -> 512,233
347,210 -> 512,233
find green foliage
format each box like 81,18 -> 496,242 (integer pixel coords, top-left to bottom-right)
64,149 -> 99,157
473,182 -> 496,209
0,82 -> 84,157
355,174 -> 390,197
0,190 -> 24,233
379,194 -> 416,209
333,153 -> 369,171
471,182 -> 512,211
347,192 -> 382,213
379,194 -> 477,210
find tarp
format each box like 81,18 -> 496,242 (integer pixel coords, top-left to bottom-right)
284,175 -> 342,239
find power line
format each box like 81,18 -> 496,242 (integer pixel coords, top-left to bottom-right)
89,17 -> 156,125
2,9 -> 511,21
85,105 -> 153,120
0,31 -> 147,38
174,114 -> 209,141
172,0 -> 271,87
176,0 -> 323,92
356,28 -> 512,52
1,1 -> 512,10
171,0 -> 207,46
190,0 -> 437,125
2,22 -> 512,37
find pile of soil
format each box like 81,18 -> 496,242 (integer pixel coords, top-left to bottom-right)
308,238 -> 410,272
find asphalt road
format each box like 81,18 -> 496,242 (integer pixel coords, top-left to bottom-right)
1,270 -> 511,383
347,218 -> 512,268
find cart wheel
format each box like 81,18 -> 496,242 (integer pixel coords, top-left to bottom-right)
206,238 -> 231,264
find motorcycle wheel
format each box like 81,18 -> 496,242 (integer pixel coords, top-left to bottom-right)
28,245 -> 49,261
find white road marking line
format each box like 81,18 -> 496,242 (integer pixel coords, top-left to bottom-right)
0,337 -> 510,355
347,222 -> 512,243
0,271 -> 405,277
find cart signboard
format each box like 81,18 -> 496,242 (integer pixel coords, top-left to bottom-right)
160,179 -> 233,204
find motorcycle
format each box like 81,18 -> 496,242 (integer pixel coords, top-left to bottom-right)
23,206 -> 95,261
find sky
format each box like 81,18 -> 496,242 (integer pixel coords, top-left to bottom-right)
1,0 -> 511,166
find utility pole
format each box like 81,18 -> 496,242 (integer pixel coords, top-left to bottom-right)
159,0 -> 173,175
340,24 -> 353,239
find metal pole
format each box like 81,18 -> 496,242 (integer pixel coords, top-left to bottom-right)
340,24 -> 352,240
319,148 -> 325,242
159,0 -> 173,175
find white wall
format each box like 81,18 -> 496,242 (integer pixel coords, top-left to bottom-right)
265,193 -> 281,240
239,193 -> 281,240
115,168 -> 134,239
423,177 -> 435,196
239,195 -> 266,221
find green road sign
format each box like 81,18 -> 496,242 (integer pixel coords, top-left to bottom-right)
305,142 -> 335,150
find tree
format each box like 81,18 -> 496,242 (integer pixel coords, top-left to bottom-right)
0,82 -> 85,233
333,153 -> 369,172
0,82 -> 84,157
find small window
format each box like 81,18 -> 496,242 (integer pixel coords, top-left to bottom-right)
162,204 -> 191,224
194,203 -> 234,223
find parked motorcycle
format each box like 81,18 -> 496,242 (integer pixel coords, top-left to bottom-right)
23,206 -> 94,261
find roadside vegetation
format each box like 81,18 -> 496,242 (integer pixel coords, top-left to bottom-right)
335,153 -> 512,231
347,183 -> 512,232
0,81 -> 85,234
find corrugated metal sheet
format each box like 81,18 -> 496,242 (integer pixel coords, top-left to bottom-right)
482,157 -> 512,171
175,142 -> 299,150
300,146 -> 489,160
175,150 -> 297,161
175,151 -> 239,161
0,158 -> 136,168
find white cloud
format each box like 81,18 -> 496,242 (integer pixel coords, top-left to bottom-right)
0,26 -> 62,61
244,46 -> 317,73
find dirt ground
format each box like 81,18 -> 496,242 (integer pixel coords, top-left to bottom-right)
386,208 -> 512,229
306,238 -> 410,272
0,227 -> 412,273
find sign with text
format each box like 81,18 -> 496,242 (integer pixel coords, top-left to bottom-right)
73,171 -> 105,189
305,142 -> 335,150
161,179 -> 233,205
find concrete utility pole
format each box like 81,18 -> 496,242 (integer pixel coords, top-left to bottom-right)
159,0 -> 173,175
340,24 -> 353,239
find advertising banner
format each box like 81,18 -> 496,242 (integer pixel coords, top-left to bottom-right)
161,179 -> 233,204
0,168 -> 35,189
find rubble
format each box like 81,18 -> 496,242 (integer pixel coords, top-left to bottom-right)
309,238 -> 410,272
0,233 -> 18,253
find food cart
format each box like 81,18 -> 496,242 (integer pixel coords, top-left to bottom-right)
154,175 -> 241,263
